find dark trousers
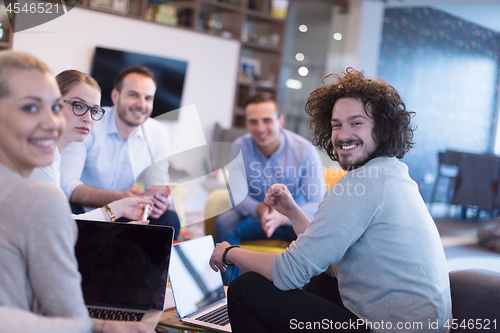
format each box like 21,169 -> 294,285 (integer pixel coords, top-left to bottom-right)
227,272 -> 370,333
71,202 -> 181,240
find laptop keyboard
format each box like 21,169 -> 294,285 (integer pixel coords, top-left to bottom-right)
195,304 -> 230,326
87,307 -> 145,322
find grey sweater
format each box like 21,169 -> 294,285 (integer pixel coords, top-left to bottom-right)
272,157 -> 452,332
0,163 -> 89,320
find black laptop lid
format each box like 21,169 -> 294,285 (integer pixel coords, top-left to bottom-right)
75,220 -> 174,310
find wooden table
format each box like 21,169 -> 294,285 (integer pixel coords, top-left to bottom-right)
157,286 -> 227,333
158,309 -> 216,333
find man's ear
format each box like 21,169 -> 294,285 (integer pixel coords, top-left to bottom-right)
279,114 -> 284,128
111,88 -> 119,106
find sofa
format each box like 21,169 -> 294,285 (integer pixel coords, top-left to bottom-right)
449,269 -> 500,332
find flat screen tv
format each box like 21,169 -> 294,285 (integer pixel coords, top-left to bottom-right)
90,46 -> 187,120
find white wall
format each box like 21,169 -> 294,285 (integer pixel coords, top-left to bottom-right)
341,1 -> 385,78
13,8 -> 241,213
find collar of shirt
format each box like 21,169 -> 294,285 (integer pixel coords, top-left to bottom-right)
104,106 -> 145,142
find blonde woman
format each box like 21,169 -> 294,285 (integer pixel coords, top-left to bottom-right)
0,50 -> 154,333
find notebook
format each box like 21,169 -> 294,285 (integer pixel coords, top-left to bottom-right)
169,235 -> 231,332
74,220 -> 174,328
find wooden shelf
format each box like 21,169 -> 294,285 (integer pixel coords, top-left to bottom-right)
1,0 -> 12,49
245,9 -> 285,23
199,0 -> 242,13
242,41 -> 281,52
238,80 -> 277,90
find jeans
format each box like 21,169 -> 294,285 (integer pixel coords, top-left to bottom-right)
215,209 -> 296,285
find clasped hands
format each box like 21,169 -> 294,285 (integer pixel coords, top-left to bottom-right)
209,184 -> 297,273
259,184 -> 297,238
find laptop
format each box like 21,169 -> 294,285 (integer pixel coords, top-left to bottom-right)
74,220 -> 174,328
169,235 -> 231,332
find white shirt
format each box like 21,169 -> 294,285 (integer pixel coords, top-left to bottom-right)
30,146 -> 61,188
30,148 -> 105,221
60,106 -> 170,202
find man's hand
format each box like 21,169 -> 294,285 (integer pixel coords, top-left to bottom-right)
141,186 -> 172,219
122,187 -> 145,198
209,241 -> 232,273
261,207 -> 289,238
145,193 -> 170,219
264,184 -> 298,217
256,202 -> 270,218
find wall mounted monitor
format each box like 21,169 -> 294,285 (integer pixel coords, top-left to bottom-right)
91,46 -> 188,120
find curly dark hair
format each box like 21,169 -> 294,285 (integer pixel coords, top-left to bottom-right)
305,68 -> 415,163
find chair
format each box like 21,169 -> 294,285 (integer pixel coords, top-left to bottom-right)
449,269 -> 500,332
202,123 -> 248,192
203,167 -> 347,251
429,150 -> 463,211
452,154 -> 500,220
323,167 -> 348,190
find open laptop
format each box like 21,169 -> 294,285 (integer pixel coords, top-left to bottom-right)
74,220 -> 174,328
169,235 -> 231,332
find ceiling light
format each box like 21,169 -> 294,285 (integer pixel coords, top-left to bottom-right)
295,53 -> 305,61
298,24 -> 308,33
286,79 -> 303,90
298,66 -> 308,76
333,33 -> 342,40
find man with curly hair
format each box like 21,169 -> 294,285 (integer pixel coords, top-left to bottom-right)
210,69 -> 452,333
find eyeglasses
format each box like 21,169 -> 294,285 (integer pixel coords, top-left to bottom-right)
64,100 -> 106,121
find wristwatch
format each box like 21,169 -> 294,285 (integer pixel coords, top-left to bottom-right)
222,245 -> 240,266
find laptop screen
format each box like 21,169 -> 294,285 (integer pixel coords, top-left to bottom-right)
169,235 -> 225,318
75,220 -> 174,310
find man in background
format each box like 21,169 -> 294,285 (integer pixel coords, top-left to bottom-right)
215,92 -> 325,283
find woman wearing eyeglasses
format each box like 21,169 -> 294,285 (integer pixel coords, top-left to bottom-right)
0,51 -> 155,333
31,70 -> 152,222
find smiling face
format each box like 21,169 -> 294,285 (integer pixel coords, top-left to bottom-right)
245,101 -> 284,157
0,70 -> 65,177
111,73 -> 156,129
61,82 -> 101,144
331,97 -> 377,170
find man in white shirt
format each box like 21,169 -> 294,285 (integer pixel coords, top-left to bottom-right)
60,66 -> 180,238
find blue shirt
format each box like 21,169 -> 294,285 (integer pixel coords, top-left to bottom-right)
233,128 -> 325,219
60,107 -> 170,199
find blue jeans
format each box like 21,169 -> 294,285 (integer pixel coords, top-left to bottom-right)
214,209 -> 297,285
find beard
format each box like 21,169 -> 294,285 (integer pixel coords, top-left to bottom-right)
334,139 -> 378,171
115,104 -> 149,128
